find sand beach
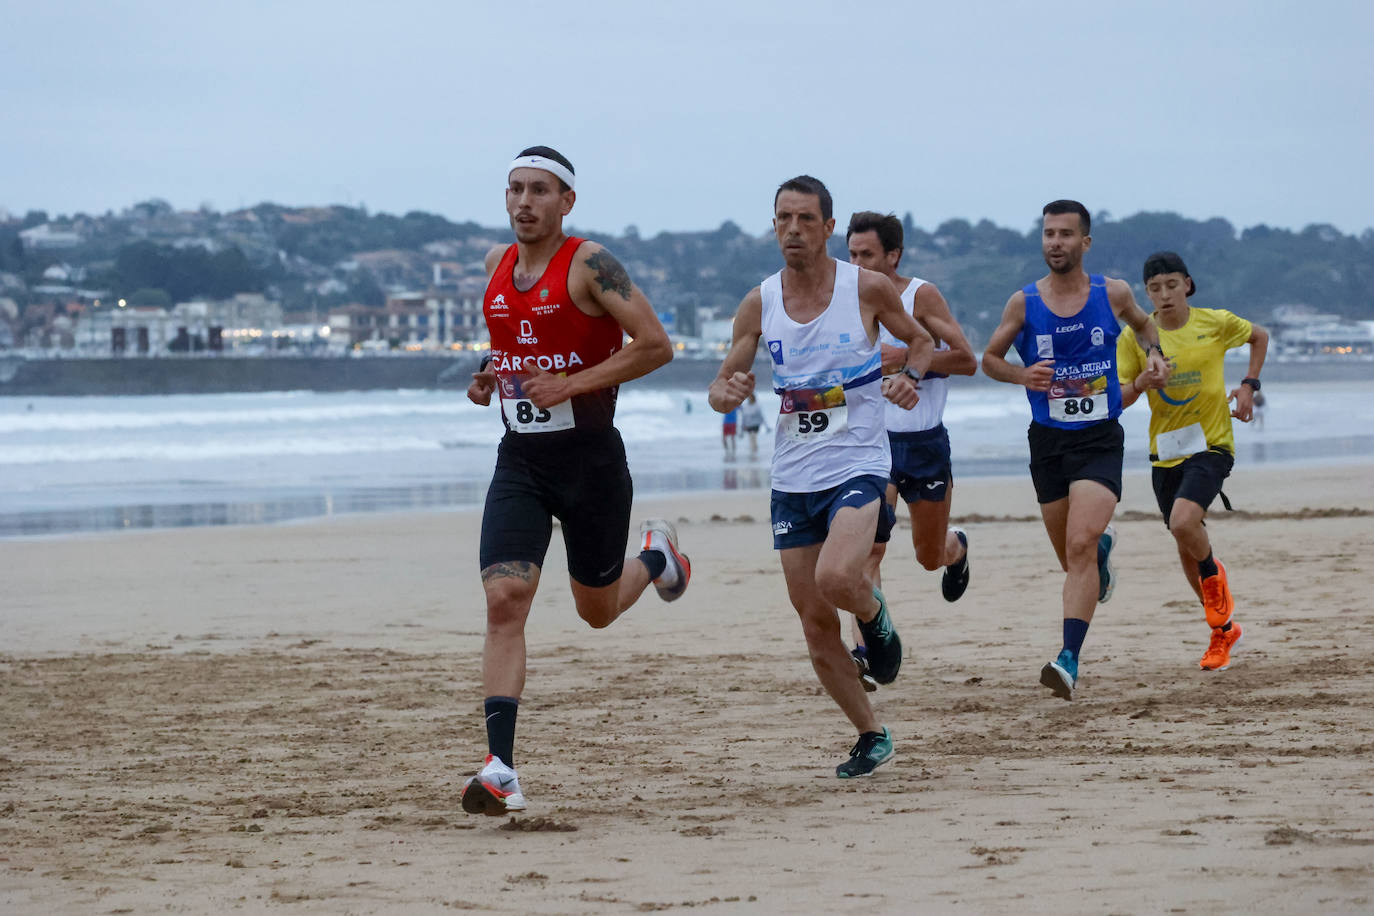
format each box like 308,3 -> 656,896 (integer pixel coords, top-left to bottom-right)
3,463 -> 1374,913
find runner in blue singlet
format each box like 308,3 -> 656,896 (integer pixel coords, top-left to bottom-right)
981,200 -> 1170,701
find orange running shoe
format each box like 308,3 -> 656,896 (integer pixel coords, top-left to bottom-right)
1200,559 -> 1235,628
1199,622 -> 1243,671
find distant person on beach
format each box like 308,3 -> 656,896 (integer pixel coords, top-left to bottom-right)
722,406 -> 739,457
1251,389 -> 1265,429
738,393 -> 768,456
1118,251 -> 1269,672
845,212 -> 977,688
981,200 -> 1169,701
709,175 -> 933,778
461,145 -> 691,816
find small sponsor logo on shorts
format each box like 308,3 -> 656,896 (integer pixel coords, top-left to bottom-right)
772,520 -> 792,536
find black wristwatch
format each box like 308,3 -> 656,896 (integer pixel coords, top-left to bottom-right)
1241,377 -> 1261,392
900,367 -> 922,384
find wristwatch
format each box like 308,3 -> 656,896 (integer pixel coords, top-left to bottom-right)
1241,377 -> 1261,391
900,367 -> 922,384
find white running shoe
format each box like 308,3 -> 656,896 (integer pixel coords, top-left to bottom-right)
461,754 -> 526,816
640,518 -> 691,601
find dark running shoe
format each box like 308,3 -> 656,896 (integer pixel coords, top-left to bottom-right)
942,527 -> 970,602
836,727 -> 895,778
851,646 -> 878,693
1097,524 -> 1117,604
857,587 -> 902,685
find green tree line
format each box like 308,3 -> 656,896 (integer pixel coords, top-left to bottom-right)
5,203 -> 1370,343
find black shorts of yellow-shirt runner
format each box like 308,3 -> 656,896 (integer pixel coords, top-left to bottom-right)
1152,447 -> 1234,527
478,427 -> 633,587
1026,419 -> 1124,503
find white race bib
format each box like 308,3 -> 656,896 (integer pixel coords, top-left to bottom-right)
498,372 -> 575,433
502,397 -> 573,433
1156,422 -> 1206,461
1048,391 -> 1105,422
779,385 -> 848,442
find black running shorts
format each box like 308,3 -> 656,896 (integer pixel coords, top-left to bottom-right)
1152,448 -> 1234,526
478,427 -> 633,587
1027,419 -> 1124,504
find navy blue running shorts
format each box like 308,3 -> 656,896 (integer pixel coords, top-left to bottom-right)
889,425 -> 953,504
770,474 -> 892,550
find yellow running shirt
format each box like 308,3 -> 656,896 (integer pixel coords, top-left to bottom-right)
1118,307 -> 1253,468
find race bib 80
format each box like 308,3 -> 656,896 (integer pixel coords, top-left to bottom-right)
1048,376 -> 1108,423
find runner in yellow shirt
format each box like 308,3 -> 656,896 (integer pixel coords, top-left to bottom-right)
1118,251 -> 1269,671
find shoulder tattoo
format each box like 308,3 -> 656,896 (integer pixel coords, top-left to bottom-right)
585,249 -> 632,301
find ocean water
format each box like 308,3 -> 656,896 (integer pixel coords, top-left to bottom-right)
1,379 -> 1371,539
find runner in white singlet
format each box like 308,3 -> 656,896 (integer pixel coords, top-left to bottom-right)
708,175 -> 935,779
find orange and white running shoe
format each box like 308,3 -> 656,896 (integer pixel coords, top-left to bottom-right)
1200,559 -> 1235,629
640,518 -> 691,601
461,754 -> 526,816
1199,622 -> 1244,671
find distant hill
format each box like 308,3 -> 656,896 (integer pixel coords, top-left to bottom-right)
2,201 -> 1370,347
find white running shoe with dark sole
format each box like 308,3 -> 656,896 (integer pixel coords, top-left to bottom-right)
461,754 -> 526,816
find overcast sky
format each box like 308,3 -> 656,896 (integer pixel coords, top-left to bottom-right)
4,0 -> 1371,238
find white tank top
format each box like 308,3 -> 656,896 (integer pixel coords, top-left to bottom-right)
879,277 -> 950,433
761,259 -> 890,492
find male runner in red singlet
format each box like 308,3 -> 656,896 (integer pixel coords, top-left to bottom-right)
460,146 -> 689,816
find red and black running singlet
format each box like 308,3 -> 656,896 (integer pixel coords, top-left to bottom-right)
483,236 -> 625,434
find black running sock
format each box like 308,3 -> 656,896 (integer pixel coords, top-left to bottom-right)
1219,621 -> 1232,633
1198,552 -> 1218,580
639,548 -> 667,580
484,696 -> 519,768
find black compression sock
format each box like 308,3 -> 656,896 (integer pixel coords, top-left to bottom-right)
1198,552 -> 1218,580
484,696 -> 519,768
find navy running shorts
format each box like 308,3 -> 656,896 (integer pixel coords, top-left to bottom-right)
478,427 -> 633,587
889,425 -> 953,504
770,474 -> 892,550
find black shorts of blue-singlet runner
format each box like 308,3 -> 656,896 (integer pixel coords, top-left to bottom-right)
1027,419 -> 1124,504
479,427 -> 633,587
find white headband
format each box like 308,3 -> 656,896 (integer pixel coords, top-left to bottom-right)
508,155 -> 575,190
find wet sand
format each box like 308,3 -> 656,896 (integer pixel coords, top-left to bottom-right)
2,465 -> 1373,913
